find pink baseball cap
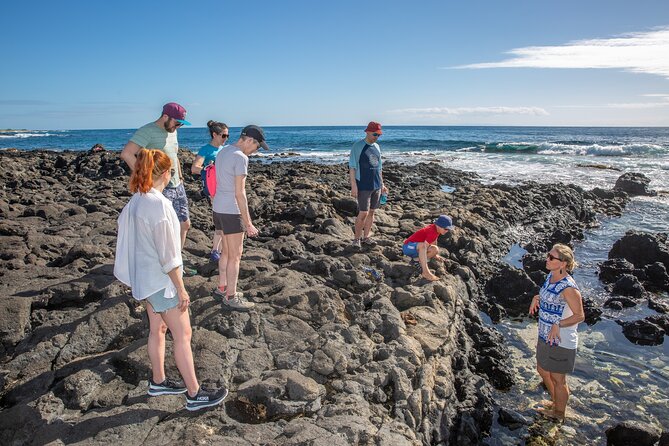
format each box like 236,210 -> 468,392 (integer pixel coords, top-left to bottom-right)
162,102 -> 191,126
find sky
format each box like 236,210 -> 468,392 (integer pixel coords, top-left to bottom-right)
1,0 -> 669,129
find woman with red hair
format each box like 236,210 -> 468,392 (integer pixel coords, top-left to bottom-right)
115,148 -> 227,411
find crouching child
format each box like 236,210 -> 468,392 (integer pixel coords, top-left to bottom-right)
402,215 -> 454,281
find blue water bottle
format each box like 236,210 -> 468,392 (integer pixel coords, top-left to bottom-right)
379,193 -> 388,205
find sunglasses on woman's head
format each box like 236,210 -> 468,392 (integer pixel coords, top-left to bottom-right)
546,253 -> 561,261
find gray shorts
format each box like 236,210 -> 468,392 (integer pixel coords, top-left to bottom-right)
145,288 -> 179,313
536,341 -> 576,374
357,189 -> 381,212
213,212 -> 245,234
163,183 -> 190,222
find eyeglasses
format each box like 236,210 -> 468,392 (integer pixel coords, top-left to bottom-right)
220,133 -> 229,139
172,119 -> 183,128
372,133 -> 381,137
546,253 -> 562,261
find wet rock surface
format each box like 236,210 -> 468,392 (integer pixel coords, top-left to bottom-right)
601,231 -> 669,344
613,172 -> 656,197
605,420 -> 662,446
0,150 -> 633,444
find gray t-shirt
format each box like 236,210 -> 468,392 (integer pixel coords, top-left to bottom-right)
212,144 -> 248,214
130,122 -> 181,188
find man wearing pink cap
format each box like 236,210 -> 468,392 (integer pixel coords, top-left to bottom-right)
121,103 -> 192,249
348,121 -> 389,247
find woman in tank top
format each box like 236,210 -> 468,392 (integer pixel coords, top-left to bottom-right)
529,243 -> 585,421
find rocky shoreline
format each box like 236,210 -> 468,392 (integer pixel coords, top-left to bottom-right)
0,149 -> 664,445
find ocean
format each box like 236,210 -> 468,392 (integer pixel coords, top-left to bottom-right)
3,126 -> 669,442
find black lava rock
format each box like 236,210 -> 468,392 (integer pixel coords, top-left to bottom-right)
605,420 -> 661,446
620,319 -> 665,346
613,172 -> 656,196
611,274 -> 645,298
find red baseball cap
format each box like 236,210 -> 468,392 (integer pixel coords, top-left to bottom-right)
162,102 -> 191,126
365,121 -> 382,134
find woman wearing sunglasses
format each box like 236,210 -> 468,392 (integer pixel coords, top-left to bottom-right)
529,243 -> 585,421
191,120 -> 229,262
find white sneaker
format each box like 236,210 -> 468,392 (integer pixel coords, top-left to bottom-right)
221,292 -> 255,312
351,239 -> 361,248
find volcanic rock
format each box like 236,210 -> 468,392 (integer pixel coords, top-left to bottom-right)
613,172 -> 656,196
605,420 -> 661,446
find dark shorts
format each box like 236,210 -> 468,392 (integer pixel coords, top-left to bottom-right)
163,183 -> 190,222
213,212 -> 245,235
357,189 -> 381,212
536,341 -> 576,374
145,288 -> 179,313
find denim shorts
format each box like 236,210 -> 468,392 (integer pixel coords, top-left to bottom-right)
145,288 -> 179,313
402,242 -> 420,258
163,183 -> 190,222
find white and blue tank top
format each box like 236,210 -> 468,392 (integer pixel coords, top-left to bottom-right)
538,272 -> 580,350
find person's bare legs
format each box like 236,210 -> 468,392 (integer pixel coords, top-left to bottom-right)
362,209 -> 375,239
212,230 -> 222,253
549,372 -> 569,420
354,211 -> 368,240
180,219 -> 191,250
427,245 -> 438,259
537,363 -> 555,402
418,242 -> 438,281
160,306 -> 199,396
146,303 -> 168,384
225,232 -> 245,297
217,230 -> 228,290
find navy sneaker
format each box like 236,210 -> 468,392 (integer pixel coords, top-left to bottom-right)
186,386 -> 229,411
148,378 -> 187,396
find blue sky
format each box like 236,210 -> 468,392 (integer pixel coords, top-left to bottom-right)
1,0 -> 668,129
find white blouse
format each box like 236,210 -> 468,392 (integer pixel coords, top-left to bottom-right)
114,188 -> 182,300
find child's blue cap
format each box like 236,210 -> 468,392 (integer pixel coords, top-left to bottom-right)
435,215 -> 454,229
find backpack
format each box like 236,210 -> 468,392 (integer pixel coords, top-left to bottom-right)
201,164 -> 217,198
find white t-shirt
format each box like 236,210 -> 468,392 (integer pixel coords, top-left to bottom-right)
114,188 -> 183,300
212,144 -> 248,214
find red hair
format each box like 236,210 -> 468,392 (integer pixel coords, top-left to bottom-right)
129,149 -> 172,193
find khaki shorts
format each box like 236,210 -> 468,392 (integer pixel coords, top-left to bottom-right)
213,212 -> 245,234
536,341 -> 576,374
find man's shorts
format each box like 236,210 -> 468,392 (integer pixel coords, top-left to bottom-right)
163,183 -> 190,222
213,212 -> 245,235
357,189 -> 382,212
145,288 -> 179,313
402,242 -> 420,258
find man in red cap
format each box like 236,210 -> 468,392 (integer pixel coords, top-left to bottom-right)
348,121 -> 389,247
121,102 -> 193,250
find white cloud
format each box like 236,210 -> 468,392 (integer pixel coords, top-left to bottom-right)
454,27 -> 669,79
388,106 -> 549,116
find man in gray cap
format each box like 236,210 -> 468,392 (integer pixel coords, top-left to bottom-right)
121,102 -> 192,249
